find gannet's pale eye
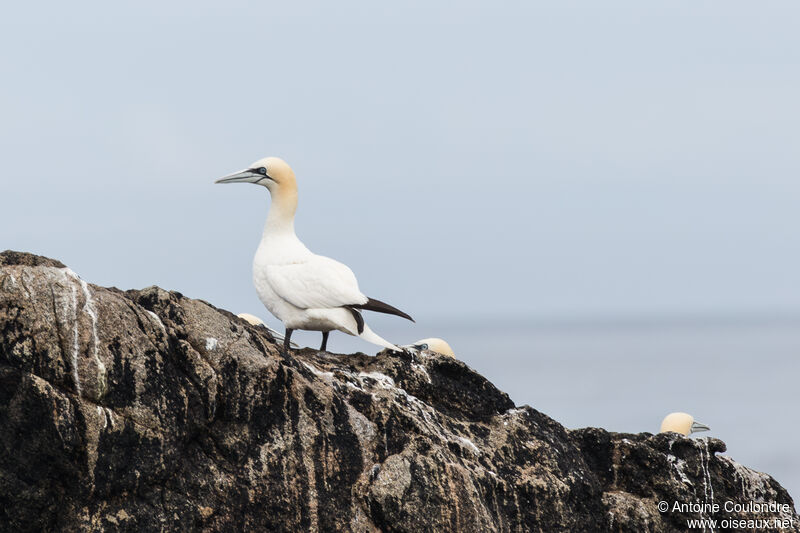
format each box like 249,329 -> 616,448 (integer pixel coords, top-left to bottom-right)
405,338 -> 455,357
659,412 -> 710,436
257,167 -> 267,175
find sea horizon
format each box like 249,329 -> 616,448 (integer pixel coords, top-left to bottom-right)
288,315 -> 800,503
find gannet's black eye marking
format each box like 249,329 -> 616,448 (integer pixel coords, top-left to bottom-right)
258,167 -> 267,175
417,343 -> 428,350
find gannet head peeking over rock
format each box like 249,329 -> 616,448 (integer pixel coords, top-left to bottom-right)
217,157 -> 415,354
659,412 -> 710,436
237,312 -> 299,348
237,313 -> 265,326
405,338 -> 456,358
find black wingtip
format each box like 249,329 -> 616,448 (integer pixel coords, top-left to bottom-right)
346,307 -> 366,334
354,297 -> 414,322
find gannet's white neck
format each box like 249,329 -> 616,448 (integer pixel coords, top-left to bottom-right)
263,185 -> 298,236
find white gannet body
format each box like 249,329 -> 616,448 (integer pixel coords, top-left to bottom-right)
404,337 -> 456,358
659,412 -> 710,436
217,157 -> 413,353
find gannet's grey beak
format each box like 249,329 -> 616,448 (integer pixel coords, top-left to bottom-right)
399,343 -> 423,350
691,421 -> 710,433
215,169 -> 262,184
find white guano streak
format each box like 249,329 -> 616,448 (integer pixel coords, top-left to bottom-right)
69,282 -> 81,395
146,311 -> 167,337
64,269 -> 107,394
701,439 -> 714,504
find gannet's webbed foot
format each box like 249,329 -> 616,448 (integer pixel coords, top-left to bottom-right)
282,328 -> 294,356
319,331 -> 329,352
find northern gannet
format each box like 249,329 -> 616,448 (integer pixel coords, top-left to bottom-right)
659,412 -> 710,436
217,157 -> 414,353
404,338 -> 456,358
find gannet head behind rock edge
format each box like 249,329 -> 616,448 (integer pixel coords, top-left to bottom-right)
237,312 -> 300,348
659,412 -> 710,436
237,313 -> 264,326
406,338 -> 455,358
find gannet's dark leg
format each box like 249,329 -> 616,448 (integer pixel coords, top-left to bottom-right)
320,331 -> 329,352
283,328 -> 294,355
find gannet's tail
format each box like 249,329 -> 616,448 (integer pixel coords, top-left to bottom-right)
359,325 -> 400,352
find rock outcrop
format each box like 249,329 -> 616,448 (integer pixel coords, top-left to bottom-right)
0,251 -> 797,532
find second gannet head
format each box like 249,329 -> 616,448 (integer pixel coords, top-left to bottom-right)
237,313 -> 264,326
406,338 -> 456,357
237,312 -> 299,348
659,412 -> 710,436
215,156 -> 297,197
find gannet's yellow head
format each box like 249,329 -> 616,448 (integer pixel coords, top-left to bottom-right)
237,313 -> 264,326
215,156 -> 297,196
411,338 -> 455,358
659,412 -> 710,436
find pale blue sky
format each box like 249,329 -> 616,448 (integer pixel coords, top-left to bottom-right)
2,2 -> 799,325
3,0 -> 800,497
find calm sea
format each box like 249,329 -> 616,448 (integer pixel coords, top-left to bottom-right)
292,318 -> 800,503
